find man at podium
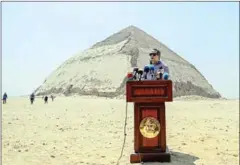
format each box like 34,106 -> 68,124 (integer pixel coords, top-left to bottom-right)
148,48 -> 169,80
126,49 -> 173,163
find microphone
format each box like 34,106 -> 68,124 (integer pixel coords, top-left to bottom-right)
149,65 -> 155,80
163,73 -> 169,80
159,66 -> 163,79
127,72 -> 134,80
143,65 -> 150,79
132,67 -> 139,80
138,69 -> 143,81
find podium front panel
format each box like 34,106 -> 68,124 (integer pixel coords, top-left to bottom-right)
134,103 -> 166,153
126,80 -> 172,103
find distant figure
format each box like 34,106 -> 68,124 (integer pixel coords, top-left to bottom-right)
2,92 -> 8,104
50,95 -> 55,102
30,93 -> 35,104
44,96 -> 48,104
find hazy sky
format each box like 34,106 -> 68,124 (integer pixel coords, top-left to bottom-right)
2,2 -> 239,99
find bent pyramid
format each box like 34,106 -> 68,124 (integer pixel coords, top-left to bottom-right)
35,25 -> 221,98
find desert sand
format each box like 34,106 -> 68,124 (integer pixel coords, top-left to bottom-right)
2,96 -> 239,165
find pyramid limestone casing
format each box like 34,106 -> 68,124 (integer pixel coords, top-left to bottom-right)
35,26 -> 221,98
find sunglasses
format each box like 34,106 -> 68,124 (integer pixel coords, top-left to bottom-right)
149,53 -> 157,56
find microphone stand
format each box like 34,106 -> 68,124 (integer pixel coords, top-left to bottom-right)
133,72 -> 138,80
138,70 -> 143,81
144,71 -> 148,79
159,72 -> 163,79
159,67 -> 164,80
132,68 -> 139,80
139,74 -> 142,81
151,70 -> 154,80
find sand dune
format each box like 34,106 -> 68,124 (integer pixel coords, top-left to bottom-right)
2,97 -> 239,165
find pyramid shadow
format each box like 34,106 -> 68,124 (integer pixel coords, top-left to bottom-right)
143,151 -> 199,165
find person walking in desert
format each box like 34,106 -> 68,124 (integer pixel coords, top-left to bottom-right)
44,95 -> 48,104
2,92 -> 8,104
50,95 -> 55,102
30,93 -> 35,104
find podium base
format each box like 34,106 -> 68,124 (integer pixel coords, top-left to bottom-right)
130,146 -> 171,163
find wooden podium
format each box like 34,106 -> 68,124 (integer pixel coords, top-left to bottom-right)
126,80 -> 173,163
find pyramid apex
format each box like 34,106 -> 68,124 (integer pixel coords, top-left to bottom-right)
118,25 -> 146,33
123,25 -> 142,30
91,25 -> 151,48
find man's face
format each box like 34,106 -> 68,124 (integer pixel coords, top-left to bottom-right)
150,53 -> 159,64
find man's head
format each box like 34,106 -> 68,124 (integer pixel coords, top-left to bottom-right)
149,49 -> 161,64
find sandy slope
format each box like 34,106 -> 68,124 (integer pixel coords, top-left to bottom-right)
2,97 -> 239,165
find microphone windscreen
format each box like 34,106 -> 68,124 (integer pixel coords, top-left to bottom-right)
163,73 -> 169,80
127,72 -> 133,78
144,65 -> 150,72
133,67 -> 139,72
149,65 -> 155,71
138,69 -> 143,75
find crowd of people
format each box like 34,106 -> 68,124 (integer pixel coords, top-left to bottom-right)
29,93 -> 55,104
2,92 -> 55,105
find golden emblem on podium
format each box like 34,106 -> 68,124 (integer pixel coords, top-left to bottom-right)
139,117 -> 160,138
